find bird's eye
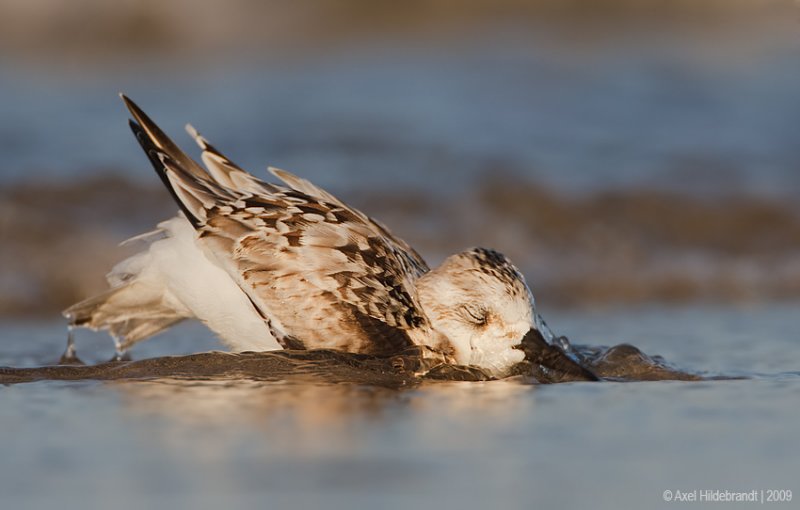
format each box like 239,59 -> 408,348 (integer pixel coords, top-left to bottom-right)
461,305 -> 488,326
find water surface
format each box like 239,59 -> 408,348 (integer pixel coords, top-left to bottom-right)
2,25 -> 799,509
1,305 -> 797,509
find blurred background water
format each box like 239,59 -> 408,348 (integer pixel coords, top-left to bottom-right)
1,0 -> 800,315
1,1 -> 799,508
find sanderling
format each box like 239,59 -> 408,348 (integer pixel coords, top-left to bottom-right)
64,95 -> 551,377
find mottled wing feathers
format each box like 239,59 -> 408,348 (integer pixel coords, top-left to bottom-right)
268,166 -> 428,274
185,123 -> 278,195
122,95 -> 433,352
202,192 -> 431,339
197,195 -> 432,353
268,166 -> 347,208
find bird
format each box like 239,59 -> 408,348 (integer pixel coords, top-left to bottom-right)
63,94 -> 551,378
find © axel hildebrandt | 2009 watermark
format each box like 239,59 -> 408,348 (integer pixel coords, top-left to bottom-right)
662,489 -> 793,504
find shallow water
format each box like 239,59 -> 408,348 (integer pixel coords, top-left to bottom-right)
1,304 -> 798,509
2,29 -> 800,508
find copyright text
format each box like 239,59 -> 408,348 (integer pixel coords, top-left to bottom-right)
662,489 -> 792,504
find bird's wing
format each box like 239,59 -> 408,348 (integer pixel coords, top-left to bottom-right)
185,123 -> 280,195
267,166 -> 429,271
122,94 -> 433,355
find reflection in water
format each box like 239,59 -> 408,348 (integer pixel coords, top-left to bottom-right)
118,381 -> 407,454
109,378 -> 535,494
117,379 -> 534,438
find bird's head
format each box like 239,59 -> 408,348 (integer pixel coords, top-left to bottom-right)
416,248 -> 537,377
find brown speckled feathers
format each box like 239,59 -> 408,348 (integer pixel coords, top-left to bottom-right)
122,95 -> 433,355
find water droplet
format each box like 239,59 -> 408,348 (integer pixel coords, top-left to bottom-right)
555,335 -> 572,352
59,326 -> 84,365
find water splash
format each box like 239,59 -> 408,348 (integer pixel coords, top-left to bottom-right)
534,312 -> 556,343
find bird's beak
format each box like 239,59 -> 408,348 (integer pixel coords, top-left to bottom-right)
515,318 -> 600,382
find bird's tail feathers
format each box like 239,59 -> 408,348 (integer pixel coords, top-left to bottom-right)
62,281 -> 187,351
